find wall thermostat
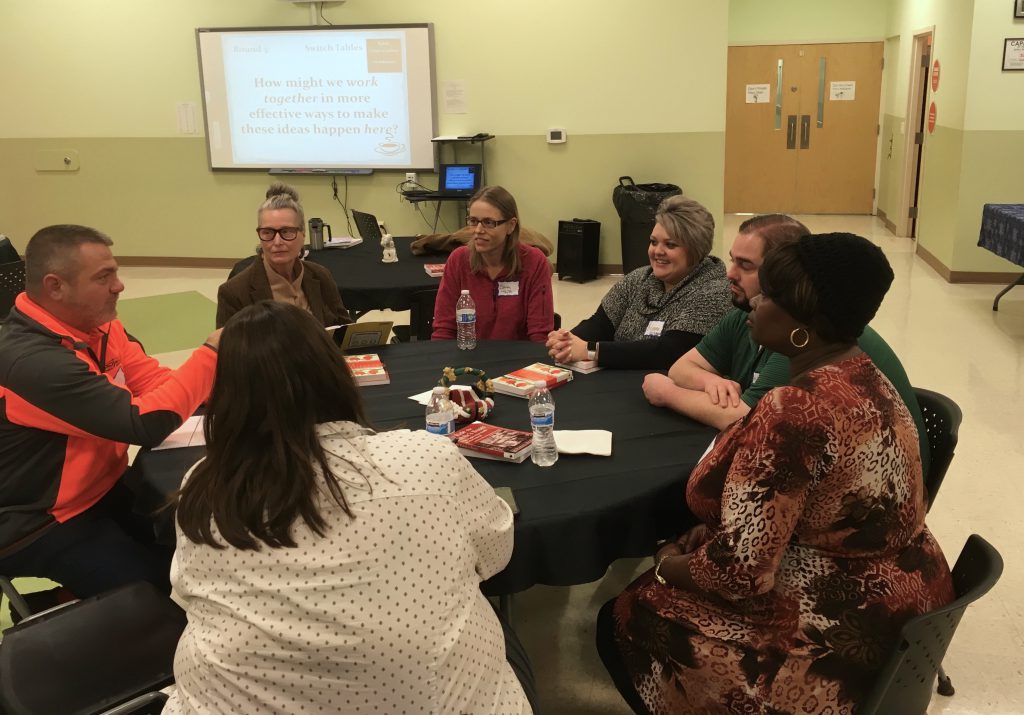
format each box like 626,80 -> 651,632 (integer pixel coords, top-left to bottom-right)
546,127 -> 567,144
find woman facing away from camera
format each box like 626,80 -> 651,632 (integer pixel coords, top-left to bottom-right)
164,301 -> 532,714
215,182 -> 352,328
597,233 -> 954,714
431,185 -> 554,343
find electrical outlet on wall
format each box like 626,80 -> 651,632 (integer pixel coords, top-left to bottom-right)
405,172 -> 418,183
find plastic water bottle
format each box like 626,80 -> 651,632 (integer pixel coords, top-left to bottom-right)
529,381 -> 558,467
456,289 -> 476,350
425,386 -> 455,436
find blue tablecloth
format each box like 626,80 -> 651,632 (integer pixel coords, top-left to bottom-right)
978,204 -> 1024,268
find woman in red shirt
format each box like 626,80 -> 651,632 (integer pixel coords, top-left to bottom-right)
431,186 -> 554,343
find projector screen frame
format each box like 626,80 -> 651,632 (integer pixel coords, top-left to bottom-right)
195,23 -> 438,173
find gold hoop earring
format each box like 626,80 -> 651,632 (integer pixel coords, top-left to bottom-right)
789,327 -> 810,348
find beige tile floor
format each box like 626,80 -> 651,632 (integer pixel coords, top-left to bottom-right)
77,215 -> 1024,712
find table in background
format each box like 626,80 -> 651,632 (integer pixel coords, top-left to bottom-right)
231,237 -> 445,318
977,203 -> 1024,311
130,341 -> 715,595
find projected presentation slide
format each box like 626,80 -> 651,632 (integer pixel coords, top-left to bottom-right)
197,25 -> 436,171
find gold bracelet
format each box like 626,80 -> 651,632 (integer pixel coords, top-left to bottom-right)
654,554 -> 672,586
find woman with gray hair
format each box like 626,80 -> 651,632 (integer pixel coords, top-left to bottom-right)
546,195 -> 731,369
215,183 -> 352,328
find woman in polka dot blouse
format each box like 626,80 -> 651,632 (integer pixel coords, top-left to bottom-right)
164,301 -> 532,714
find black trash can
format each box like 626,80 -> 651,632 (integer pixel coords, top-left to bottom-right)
612,176 -> 682,274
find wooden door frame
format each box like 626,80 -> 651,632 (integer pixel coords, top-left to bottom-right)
896,27 -> 934,237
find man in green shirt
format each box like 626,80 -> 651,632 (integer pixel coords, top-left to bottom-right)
642,214 -> 930,473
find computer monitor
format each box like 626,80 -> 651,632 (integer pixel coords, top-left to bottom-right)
438,163 -> 482,196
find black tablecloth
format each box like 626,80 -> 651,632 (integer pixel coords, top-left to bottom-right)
130,341 -> 715,595
232,237 -> 446,315
978,204 -> 1024,268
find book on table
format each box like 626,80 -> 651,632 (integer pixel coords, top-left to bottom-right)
324,236 -> 363,249
423,263 -> 445,278
344,353 -> 390,386
556,359 -> 602,374
449,421 -> 533,463
492,362 -> 573,398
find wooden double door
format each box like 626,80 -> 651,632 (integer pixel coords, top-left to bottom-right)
725,42 -> 883,214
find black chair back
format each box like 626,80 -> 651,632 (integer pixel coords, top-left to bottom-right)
0,260 -> 26,322
858,534 -> 1003,715
393,288 -> 438,343
0,582 -> 186,715
0,237 -> 19,264
913,387 -> 963,511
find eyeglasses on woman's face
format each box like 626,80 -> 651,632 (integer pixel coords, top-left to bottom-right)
465,217 -> 509,230
257,226 -> 302,242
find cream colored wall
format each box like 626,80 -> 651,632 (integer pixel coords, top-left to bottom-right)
728,0 -> 889,44
0,0 -> 729,263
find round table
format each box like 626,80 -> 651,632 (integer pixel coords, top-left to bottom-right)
129,341 -> 715,595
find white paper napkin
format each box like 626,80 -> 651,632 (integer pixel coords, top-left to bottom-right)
553,429 -> 612,456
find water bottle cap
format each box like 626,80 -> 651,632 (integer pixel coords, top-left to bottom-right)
460,289 -> 470,295
533,380 -> 547,388
431,386 -> 446,394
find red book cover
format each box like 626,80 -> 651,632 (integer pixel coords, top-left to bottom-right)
492,362 -> 573,397
424,263 -> 445,277
344,353 -> 390,386
449,421 -> 533,462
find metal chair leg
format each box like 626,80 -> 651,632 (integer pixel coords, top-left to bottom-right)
936,664 -> 954,696
498,594 -> 512,620
0,576 -> 34,622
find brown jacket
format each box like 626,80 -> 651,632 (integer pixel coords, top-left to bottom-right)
216,259 -> 352,328
409,225 -> 553,256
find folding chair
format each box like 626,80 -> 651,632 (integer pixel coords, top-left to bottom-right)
913,387 -> 963,511
912,386 -> 964,695
392,288 -> 438,342
0,581 -> 185,715
859,534 -> 1003,715
0,259 -> 26,322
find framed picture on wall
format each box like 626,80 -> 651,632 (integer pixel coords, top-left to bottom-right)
1016,0 -> 1024,18
1003,38 -> 1024,70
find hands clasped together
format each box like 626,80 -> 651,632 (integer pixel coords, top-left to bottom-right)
545,329 -> 588,364
653,523 -> 708,590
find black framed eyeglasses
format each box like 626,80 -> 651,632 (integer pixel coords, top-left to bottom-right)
466,217 -> 509,229
256,227 -> 301,242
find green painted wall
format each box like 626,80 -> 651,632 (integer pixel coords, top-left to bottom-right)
0,0 -> 729,263
0,132 -> 724,265
952,130 -> 1024,273
728,0 -> 889,44
881,0 -> 1024,275
914,125 -> 963,268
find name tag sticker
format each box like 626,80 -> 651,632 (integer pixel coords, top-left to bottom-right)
497,281 -> 520,297
644,320 -> 665,337
752,371 -> 760,383
113,368 -> 126,386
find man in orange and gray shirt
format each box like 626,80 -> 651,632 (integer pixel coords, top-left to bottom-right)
0,225 -> 220,600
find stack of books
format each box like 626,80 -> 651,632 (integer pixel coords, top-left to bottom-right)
450,422 -> 533,463
556,359 -> 601,374
423,263 -> 445,278
492,363 -> 573,397
344,353 -> 390,386
324,236 -> 363,249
